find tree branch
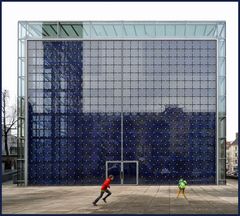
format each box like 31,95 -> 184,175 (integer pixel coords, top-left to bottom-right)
6,119 -> 18,134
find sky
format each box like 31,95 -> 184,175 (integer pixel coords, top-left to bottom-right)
2,2 -> 238,141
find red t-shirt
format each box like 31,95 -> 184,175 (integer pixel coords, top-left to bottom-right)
101,178 -> 111,190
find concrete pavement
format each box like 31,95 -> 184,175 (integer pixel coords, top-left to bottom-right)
2,179 -> 238,214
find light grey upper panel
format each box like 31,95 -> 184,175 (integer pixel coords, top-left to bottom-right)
19,21 -> 225,39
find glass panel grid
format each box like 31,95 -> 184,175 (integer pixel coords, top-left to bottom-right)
18,21 -> 226,185
27,40 -> 217,185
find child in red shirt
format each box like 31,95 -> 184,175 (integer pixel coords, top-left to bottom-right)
93,175 -> 114,206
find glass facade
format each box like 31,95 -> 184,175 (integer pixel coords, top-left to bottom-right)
18,21 -> 226,185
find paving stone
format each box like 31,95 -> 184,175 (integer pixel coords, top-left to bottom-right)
2,179 -> 238,214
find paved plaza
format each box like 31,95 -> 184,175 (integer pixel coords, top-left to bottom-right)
2,179 -> 238,214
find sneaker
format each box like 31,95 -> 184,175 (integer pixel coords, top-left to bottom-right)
93,202 -> 97,206
103,198 -> 107,203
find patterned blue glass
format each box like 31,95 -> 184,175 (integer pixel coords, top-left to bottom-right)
28,40 -> 216,185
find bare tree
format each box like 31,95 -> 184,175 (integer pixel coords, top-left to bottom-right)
2,90 -> 18,156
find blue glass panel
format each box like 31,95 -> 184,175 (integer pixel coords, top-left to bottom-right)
28,40 -> 216,185
123,110 -> 216,184
28,41 -> 121,185
124,163 -> 137,184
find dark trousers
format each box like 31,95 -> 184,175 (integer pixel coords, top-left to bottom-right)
93,189 -> 112,204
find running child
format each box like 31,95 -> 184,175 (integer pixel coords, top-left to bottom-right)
93,175 -> 114,206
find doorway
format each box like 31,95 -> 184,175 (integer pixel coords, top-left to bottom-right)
106,161 -> 138,185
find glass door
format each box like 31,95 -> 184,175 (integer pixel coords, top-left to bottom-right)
123,162 -> 138,184
106,162 -> 121,184
106,161 -> 138,185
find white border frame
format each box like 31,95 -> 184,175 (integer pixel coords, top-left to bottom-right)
25,39 -> 28,186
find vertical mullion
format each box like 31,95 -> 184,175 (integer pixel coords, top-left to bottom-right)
121,40 -> 124,184
192,41 -> 194,113
184,41 -> 186,107
90,41 -> 92,113
176,41 -> 179,108
24,40 -> 29,186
